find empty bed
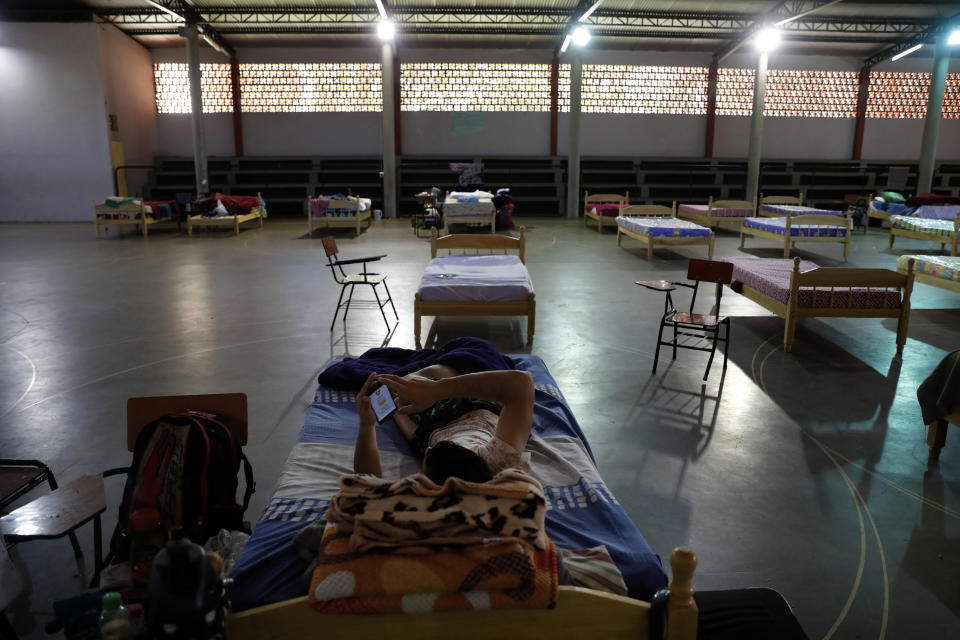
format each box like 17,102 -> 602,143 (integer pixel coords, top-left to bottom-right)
889,215 -> 959,256
616,204 -> 713,260
897,255 -> 960,294
677,198 -> 756,231
740,215 -> 852,261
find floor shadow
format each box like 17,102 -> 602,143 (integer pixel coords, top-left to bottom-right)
419,317 -> 532,355
882,309 -> 960,352
329,322 -> 398,362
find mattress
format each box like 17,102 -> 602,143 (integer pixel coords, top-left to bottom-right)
720,257 -> 902,309
443,199 -> 495,219
898,255 -> 960,282
743,217 -> 848,238
587,203 -> 625,218
417,254 -> 534,302
228,355 -> 668,611
891,215 -> 957,238
678,203 -> 752,218
760,204 -> 843,217
616,216 -> 711,238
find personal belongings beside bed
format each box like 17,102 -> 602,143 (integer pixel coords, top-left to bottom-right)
450,162 -> 484,190
108,411 -> 255,586
148,533 -> 227,640
198,193 -> 266,219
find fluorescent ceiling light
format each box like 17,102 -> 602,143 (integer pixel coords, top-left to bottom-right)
374,0 -> 388,20
949,28 -> 960,45
578,0 -> 603,22
572,26 -> 591,47
144,0 -> 183,20
891,43 -> 923,61
753,27 -> 781,52
377,19 -> 395,41
560,34 -> 572,53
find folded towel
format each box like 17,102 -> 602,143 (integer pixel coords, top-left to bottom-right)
309,526 -> 557,614
326,470 -> 547,554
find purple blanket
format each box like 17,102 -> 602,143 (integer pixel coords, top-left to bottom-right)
317,337 -> 515,389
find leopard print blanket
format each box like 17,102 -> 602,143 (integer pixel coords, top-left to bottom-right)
326,470 -> 547,553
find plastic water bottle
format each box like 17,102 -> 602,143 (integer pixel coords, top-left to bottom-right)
99,592 -> 132,640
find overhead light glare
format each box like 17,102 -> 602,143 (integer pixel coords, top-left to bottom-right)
949,28 -> 960,45
578,0 -> 603,22
374,0 -> 388,20
753,27 -> 781,52
560,35 -> 572,53
891,43 -> 923,62
377,19 -> 395,41
572,26 -> 591,47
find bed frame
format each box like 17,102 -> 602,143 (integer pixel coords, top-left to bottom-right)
616,203 -> 714,260
307,196 -> 372,237
584,192 -> 629,233
897,261 -> 960,295
735,257 -> 915,355
226,547 -> 699,640
188,193 -> 265,236
443,191 -> 497,233
677,197 -> 757,232
414,228 -> 535,345
888,215 -> 959,257
740,214 -> 853,261
93,200 -> 177,239
758,192 -> 803,216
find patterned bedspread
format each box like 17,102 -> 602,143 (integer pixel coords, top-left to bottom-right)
444,199 -> 496,219
743,217 -> 848,238
891,216 -> 957,238
760,204 -> 843,217
617,216 -> 711,238
720,257 -> 902,309
678,204 -> 752,218
587,203 -> 625,218
898,255 -> 960,282
871,202 -> 960,220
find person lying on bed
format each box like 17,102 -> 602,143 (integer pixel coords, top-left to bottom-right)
353,365 -> 534,485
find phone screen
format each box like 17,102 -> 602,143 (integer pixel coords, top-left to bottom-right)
369,384 -> 398,423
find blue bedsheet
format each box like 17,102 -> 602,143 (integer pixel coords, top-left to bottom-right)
229,355 -> 667,611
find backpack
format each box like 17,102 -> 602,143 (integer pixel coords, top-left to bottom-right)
110,411 -> 255,583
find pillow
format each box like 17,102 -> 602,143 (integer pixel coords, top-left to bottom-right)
880,191 -> 906,204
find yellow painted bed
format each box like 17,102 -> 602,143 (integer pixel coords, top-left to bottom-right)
93,199 -> 177,239
414,228 -> 535,346
225,547 -> 699,640
188,192 -> 266,236
740,214 -> 853,261
676,197 -> 757,232
307,196 -> 372,237
758,192 -> 803,216
583,191 -> 629,233
616,203 -> 714,260
888,215 -> 959,257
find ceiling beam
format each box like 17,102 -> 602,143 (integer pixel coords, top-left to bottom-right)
862,11 -> 960,67
713,0 -> 844,63
111,1 -> 235,57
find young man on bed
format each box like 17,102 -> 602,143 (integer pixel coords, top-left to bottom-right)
353,364 -> 535,485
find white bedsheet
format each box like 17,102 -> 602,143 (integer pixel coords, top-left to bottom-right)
417,254 -> 534,302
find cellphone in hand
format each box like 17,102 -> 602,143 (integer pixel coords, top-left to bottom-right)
367,384 -> 398,423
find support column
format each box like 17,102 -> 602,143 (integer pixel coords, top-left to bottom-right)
918,34 -> 951,195
704,61 -> 718,158
565,51 -> 582,219
381,43 -> 397,219
181,25 -> 209,195
550,54 -> 559,156
851,66 -> 869,160
745,51 -> 768,201
230,56 -> 244,157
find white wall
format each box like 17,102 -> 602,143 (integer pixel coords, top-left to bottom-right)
98,23 -> 157,195
0,23 -> 114,221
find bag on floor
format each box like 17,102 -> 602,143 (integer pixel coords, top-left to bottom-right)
108,411 -> 255,584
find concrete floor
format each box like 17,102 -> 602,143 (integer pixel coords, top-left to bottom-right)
1,217 -> 958,639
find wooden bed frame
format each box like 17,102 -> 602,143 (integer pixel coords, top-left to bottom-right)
307,196 -> 372,237
584,191 -> 629,233
897,260 -> 960,295
443,191 -> 497,233
888,215 -> 959,257
758,192 -> 803,216
734,257 -> 915,355
616,203 -> 714,260
226,547 -> 699,640
93,200 -> 177,239
414,228 -> 535,345
677,197 -> 757,232
740,214 -> 853,261
188,193 -> 265,236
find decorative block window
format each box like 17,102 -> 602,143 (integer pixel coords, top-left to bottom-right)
866,71 -> 930,118
945,73 -> 960,119
154,63 -> 233,114
716,67 -> 754,116
400,63 -> 552,112
765,70 -> 858,117
580,65 -> 709,114
239,63 -> 382,112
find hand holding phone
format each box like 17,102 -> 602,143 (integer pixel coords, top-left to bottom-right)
367,383 -> 398,423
